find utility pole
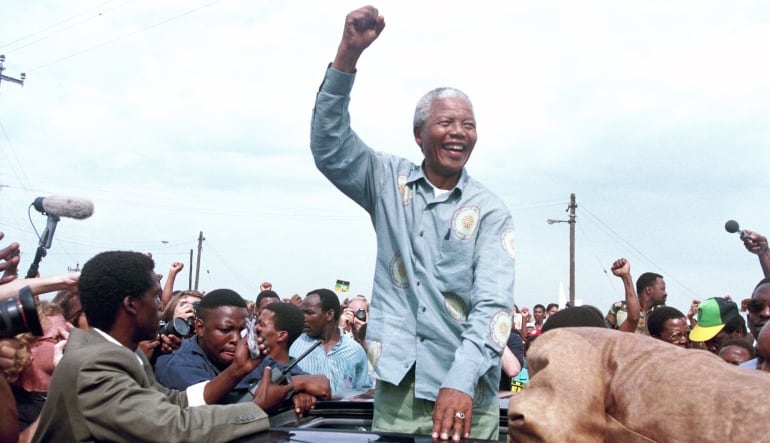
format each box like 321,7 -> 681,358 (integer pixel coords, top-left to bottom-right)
0,55 -> 26,88
547,193 -> 577,306
194,231 -> 205,291
568,193 -> 577,306
188,249 -> 193,290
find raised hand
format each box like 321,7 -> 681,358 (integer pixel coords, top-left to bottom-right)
333,5 -> 386,73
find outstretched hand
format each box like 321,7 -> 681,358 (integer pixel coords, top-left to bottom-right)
333,5 -> 386,73
0,233 -> 20,285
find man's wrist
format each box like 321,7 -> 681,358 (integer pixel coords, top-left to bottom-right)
224,362 -> 250,380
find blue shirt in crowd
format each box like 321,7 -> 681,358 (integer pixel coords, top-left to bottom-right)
155,336 -> 305,403
289,331 -> 371,398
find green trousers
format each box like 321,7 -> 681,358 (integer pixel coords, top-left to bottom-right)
371,367 -> 499,440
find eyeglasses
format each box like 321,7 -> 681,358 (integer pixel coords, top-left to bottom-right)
747,299 -> 770,314
666,331 -> 689,342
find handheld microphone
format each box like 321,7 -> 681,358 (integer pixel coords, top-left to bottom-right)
33,195 -> 94,220
725,220 -> 749,240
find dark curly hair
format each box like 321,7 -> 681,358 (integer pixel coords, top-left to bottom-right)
78,251 -> 156,331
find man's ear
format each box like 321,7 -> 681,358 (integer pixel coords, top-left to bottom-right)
413,126 -> 423,149
276,330 -> 288,344
194,317 -> 204,335
123,296 -> 138,316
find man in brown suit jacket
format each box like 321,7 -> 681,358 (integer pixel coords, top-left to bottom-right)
33,251 -> 291,442
508,327 -> 770,442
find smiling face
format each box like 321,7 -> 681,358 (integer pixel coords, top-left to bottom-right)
414,96 -> 477,190
195,305 -> 248,369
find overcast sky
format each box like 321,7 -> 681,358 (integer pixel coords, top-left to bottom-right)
1,0 -> 768,313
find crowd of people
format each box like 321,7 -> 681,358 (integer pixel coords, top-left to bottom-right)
2,225 -> 768,442
0,242 -> 374,442
1,4 -> 769,443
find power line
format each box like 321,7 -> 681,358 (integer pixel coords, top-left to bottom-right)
580,203 -> 698,298
0,0 -> 134,53
27,0 -> 225,73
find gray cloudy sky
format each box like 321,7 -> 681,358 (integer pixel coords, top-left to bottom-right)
1,0 -> 768,313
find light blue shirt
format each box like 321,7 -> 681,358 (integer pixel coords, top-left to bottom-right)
310,67 -> 516,407
290,331 -> 371,397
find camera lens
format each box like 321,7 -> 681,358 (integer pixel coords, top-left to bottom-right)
0,286 -> 43,338
158,317 -> 190,337
355,309 -> 367,321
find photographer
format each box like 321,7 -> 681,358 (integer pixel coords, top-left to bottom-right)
138,290 -> 203,361
338,295 -> 368,350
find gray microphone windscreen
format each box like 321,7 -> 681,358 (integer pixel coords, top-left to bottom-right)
34,195 -> 94,219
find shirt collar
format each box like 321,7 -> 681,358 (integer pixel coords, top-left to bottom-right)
92,327 -> 144,366
408,162 -> 468,194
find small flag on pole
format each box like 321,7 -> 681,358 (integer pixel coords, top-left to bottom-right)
334,279 -> 350,293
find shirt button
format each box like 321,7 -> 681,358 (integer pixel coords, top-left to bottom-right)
419,231 -> 424,237
420,306 -> 426,312
416,281 -> 421,286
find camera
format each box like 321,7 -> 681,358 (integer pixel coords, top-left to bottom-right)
355,309 -> 367,321
186,301 -> 201,330
0,286 -> 43,338
158,317 -> 191,337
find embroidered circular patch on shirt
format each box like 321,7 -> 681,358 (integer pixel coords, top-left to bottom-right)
451,206 -> 480,240
367,340 -> 382,368
389,254 -> 409,289
489,311 -> 512,349
500,228 -> 516,261
443,292 -> 468,323
397,174 -> 412,206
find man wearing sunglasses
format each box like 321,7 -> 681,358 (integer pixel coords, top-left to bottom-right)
736,229 -> 770,369
740,278 -> 770,369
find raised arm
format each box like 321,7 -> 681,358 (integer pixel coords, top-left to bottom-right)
161,262 -> 184,308
612,258 -> 640,333
0,272 -> 79,301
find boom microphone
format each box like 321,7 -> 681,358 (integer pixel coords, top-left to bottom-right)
725,219 -> 749,240
33,195 -> 94,220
